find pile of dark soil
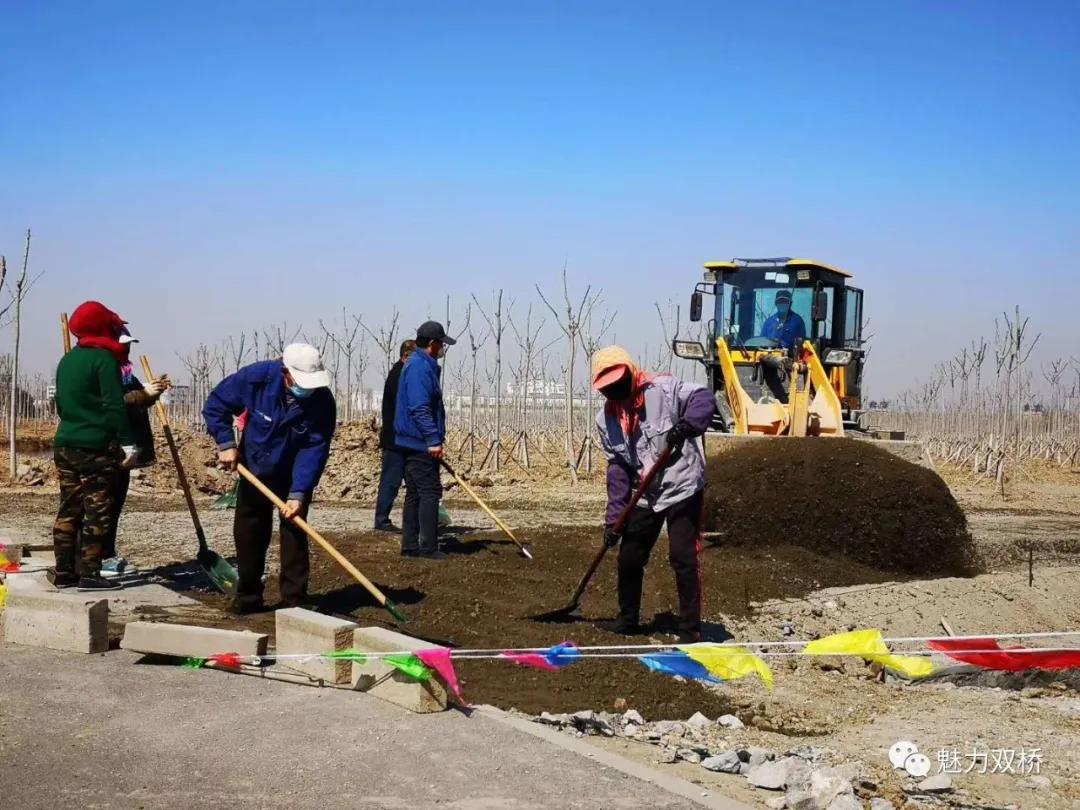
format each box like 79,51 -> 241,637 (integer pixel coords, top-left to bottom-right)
704,438 -> 977,576
186,522 -> 898,720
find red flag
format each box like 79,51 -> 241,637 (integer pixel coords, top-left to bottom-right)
928,638 -> 1080,671
208,652 -> 244,669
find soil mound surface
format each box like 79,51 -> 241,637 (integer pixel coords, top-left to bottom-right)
188,523 -> 898,720
704,437 -> 977,576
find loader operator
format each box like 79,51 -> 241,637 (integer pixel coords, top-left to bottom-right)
592,345 -> 716,644
761,289 -> 806,349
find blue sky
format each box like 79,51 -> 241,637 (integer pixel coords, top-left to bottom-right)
1,1 -> 1078,397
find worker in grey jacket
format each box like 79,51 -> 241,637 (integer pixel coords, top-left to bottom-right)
592,345 -> 716,643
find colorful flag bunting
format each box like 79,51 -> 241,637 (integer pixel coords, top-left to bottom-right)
500,652 -> 560,671
678,644 -> 774,689
638,651 -> 723,684
384,654 -> 432,681
928,638 -> 1080,672
805,629 -> 936,679
501,641 -> 581,672
415,648 -> 467,705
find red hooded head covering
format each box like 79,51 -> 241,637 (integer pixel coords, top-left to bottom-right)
68,301 -> 127,360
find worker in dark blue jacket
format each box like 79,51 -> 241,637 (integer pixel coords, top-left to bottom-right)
761,289 -> 806,349
204,344 -> 336,613
394,321 -> 454,560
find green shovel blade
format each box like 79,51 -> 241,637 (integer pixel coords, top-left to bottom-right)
384,599 -> 407,625
198,547 -> 239,596
213,482 -> 239,510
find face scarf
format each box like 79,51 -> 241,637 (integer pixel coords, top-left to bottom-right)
602,366 -> 653,439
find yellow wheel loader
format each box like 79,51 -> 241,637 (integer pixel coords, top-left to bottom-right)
673,257 -> 929,465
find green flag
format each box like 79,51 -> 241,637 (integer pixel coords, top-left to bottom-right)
385,654 -> 432,680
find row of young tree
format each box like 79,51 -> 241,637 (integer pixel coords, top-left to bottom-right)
163,267 -> 705,480
875,306 -> 1080,481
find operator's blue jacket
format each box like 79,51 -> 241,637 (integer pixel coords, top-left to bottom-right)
203,360 -> 336,502
762,311 -> 807,348
394,349 -> 445,452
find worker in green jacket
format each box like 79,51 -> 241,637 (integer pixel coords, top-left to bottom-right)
51,301 -> 140,591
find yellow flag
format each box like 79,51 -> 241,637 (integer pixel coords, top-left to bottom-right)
0,584 -> 6,608
678,644 -> 774,689
804,629 -> 936,679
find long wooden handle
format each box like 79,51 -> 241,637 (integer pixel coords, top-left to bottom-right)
440,459 -> 532,558
61,313 -> 71,354
139,356 -> 171,427
567,445 -> 674,606
140,355 -> 207,547
236,463 -> 393,609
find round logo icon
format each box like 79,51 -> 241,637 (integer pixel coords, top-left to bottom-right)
904,752 -> 931,778
889,740 -> 918,769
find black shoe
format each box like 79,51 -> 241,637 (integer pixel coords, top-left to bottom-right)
47,569 -> 79,589
401,548 -> 421,557
677,631 -> 702,645
228,598 -> 268,615
414,549 -> 448,561
375,522 -> 401,534
76,575 -> 123,592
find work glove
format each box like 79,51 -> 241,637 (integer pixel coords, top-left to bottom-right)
666,422 -> 690,451
120,445 -> 140,469
604,528 -> 622,548
143,376 -> 168,398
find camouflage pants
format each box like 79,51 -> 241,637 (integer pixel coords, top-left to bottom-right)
53,447 -> 120,576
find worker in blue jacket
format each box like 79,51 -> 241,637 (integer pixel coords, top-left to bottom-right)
204,343 -> 336,614
394,321 -> 454,560
761,289 -> 806,349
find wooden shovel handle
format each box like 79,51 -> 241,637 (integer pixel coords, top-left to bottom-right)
61,312 -> 71,354
236,464 -> 393,609
567,445 -> 673,607
140,355 -> 207,547
439,459 -> 528,556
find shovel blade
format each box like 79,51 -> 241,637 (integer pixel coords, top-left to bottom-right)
197,547 -> 239,596
529,603 -> 582,624
213,483 -> 239,510
384,599 -> 407,625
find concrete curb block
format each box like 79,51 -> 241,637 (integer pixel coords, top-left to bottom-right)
121,621 -> 268,658
476,706 -> 754,810
1,590 -> 109,654
275,608 -> 358,683
350,626 -> 448,713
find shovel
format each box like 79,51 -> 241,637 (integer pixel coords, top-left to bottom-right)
140,356 -> 239,596
236,464 -> 407,625
532,445 -> 673,623
439,458 -> 533,559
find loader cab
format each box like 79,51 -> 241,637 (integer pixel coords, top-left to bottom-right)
680,257 -> 867,431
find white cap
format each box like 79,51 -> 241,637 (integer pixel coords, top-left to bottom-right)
119,327 -> 138,345
283,343 -> 331,389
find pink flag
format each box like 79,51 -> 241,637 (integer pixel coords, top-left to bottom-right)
499,652 -> 560,671
416,648 -> 468,706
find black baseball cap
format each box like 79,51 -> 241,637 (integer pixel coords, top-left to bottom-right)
416,320 -> 457,345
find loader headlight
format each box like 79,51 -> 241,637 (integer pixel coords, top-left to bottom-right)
673,340 -> 707,360
824,349 -> 853,365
